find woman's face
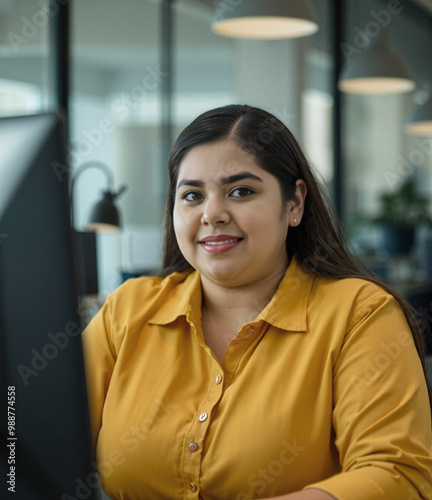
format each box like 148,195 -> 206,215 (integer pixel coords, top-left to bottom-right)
173,140 -> 296,288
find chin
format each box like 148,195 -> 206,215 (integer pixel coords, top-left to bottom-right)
199,263 -> 241,279
206,269 -> 249,287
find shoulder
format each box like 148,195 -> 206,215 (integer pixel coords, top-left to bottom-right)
85,269 -> 197,355
103,269 -> 195,322
109,270 -> 193,300
312,274 -> 389,303
310,274 -> 404,332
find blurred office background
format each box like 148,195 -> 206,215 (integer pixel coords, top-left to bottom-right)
0,0 -> 432,336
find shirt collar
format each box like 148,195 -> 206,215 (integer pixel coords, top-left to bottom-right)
256,258 -> 314,332
149,258 -> 315,333
149,270 -> 202,326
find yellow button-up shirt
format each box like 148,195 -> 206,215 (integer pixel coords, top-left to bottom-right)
83,258 -> 432,500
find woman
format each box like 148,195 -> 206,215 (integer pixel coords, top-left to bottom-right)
83,105 -> 432,500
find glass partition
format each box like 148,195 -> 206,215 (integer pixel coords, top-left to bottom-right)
341,0 -> 432,289
0,0 -> 52,116
70,0 -> 162,303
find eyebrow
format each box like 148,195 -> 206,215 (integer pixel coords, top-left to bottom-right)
177,172 -> 264,189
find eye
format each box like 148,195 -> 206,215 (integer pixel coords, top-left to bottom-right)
230,187 -> 255,198
181,191 -> 204,202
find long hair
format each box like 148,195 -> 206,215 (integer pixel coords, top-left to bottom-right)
161,104 -> 431,407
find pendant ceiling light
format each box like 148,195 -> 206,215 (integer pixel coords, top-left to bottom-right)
338,30 -> 415,95
405,93 -> 432,136
212,0 -> 318,40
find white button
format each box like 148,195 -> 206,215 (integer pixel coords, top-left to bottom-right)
216,374 -> 222,384
248,326 -> 255,333
190,482 -> 197,492
189,442 -> 198,452
199,412 -> 208,422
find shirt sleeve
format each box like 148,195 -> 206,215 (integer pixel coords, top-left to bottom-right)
305,291 -> 432,500
82,297 -> 116,452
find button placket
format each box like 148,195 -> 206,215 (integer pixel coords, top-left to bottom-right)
221,322 -> 264,385
189,442 -> 199,452
184,403 -> 215,495
183,362 -> 224,497
199,412 -> 208,422
189,482 -> 198,493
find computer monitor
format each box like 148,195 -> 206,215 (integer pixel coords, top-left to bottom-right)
0,113 -> 101,499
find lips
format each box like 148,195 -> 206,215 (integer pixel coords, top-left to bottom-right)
201,238 -> 241,246
198,235 -> 243,254
199,234 -> 243,244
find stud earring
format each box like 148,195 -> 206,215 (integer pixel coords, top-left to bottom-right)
294,218 -> 297,224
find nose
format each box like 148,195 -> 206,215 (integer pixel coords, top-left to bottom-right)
201,197 -> 230,226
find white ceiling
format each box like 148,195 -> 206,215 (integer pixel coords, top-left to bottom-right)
0,0 -> 431,97
0,0 -> 236,96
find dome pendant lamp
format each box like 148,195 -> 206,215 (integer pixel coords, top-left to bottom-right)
212,0 -> 319,40
338,29 -> 415,95
406,92 -> 432,136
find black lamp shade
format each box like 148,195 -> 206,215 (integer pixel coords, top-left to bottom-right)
70,161 -> 127,233
84,191 -> 121,232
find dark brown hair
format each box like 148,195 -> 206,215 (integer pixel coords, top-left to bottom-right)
161,104 -> 431,407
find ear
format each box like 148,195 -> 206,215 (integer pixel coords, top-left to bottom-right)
287,179 -> 307,227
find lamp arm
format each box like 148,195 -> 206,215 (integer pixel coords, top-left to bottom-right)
69,161 -> 116,230
114,184 -> 128,199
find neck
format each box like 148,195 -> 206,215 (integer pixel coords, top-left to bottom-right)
201,266 -> 287,323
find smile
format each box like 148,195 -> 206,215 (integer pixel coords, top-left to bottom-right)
202,239 -> 241,246
198,237 -> 243,254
